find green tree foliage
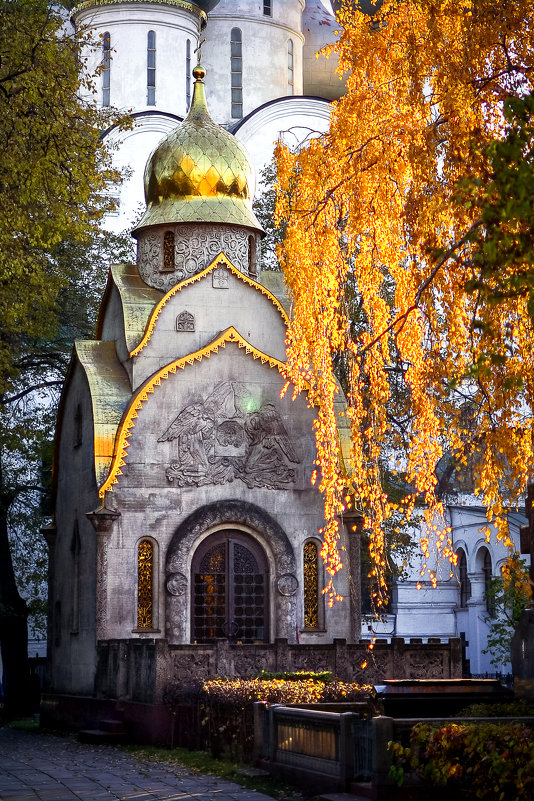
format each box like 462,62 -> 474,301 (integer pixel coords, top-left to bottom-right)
482,553 -> 532,669
0,0 -> 130,716
0,0 -> 124,393
457,93 -> 534,335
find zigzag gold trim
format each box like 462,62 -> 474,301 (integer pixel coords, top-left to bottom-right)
99,326 -> 287,498
129,253 -> 289,357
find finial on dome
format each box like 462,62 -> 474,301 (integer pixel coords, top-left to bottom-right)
193,63 -> 206,81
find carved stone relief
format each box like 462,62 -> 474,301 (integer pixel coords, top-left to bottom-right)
277,573 -> 299,596
159,382 -> 300,490
212,266 -> 229,288
176,311 -> 195,332
166,572 -> 187,596
136,225 -> 256,291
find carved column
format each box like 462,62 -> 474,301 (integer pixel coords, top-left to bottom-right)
86,503 -> 121,641
339,506 -> 363,644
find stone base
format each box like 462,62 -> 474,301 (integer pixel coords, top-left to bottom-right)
514,678 -> 534,699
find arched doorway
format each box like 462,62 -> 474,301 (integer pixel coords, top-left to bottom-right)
191,530 -> 269,643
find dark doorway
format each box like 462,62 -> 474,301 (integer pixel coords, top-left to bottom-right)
192,531 -> 268,643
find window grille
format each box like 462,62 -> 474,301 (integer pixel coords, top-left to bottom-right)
147,30 -> 156,105
163,230 -> 175,271
186,39 -> 191,110
137,540 -> 153,629
288,39 -> 294,95
102,32 -> 111,107
304,541 -> 319,628
231,28 -> 243,119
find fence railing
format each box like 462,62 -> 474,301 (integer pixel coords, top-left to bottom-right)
254,702 -> 534,793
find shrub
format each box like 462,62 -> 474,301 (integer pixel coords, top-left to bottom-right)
390,721 -> 534,800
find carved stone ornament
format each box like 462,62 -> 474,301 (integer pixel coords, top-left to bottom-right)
166,572 -> 187,596
176,310 -> 195,332
277,573 -> 299,596
159,382 -> 301,490
137,225 -> 251,292
212,266 -> 229,288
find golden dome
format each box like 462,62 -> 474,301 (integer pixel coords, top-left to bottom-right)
133,64 -> 263,235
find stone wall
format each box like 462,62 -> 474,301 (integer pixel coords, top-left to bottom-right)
95,637 -> 463,704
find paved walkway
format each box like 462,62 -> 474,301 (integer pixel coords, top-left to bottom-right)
0,727 -> 274,801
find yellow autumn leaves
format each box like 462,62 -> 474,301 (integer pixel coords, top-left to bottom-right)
275,0 -> 534,606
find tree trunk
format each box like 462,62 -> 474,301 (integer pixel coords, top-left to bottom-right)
0,489 -> 30,718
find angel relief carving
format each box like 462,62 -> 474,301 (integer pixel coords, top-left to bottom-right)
158,383 -> 300,489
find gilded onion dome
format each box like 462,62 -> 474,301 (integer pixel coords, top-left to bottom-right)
133,64 -> 263,236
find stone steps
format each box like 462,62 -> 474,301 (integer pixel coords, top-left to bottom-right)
78,717 -> 128,744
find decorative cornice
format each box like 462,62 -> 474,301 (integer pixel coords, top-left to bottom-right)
72,0 -> 205,17
99,326 -> 288,498
129,252 -> 290,357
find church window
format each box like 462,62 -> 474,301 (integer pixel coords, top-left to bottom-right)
186,39 -> 192,110
147,30 -> 156,105
230,28 -> 243,119
263,0 -> 272,16
303,540 -> 320,628
481,547 -> 495,617
137,539 -> 154,629
287,39 -> 294,95
192,531 -> 268,644
163,230 -> 175,271
456,548 -> 471,608
102,32 -> 111,107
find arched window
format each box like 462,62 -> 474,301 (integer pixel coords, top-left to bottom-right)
287,39 -> 294,95
186,39 -> 191,110
147,30 -> 156,105
137,539 -> 154,629
192,531 -> 268,643
456,548 -> 470,608
71,522 -> 81,634
481,547 -> 495,617
163,230 -> 175,272
231,28 -> 243,119
102,32 -> 111,107
263,0 -> 272,16
303,541 -> 320,628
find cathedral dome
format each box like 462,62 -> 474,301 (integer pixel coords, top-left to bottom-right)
133,64 -> 263,236
303,0 -> 346,101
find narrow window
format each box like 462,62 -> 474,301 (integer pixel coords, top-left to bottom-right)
304,541 -> 319,628
186,39 -> 191,110
137,540 -> 153,629
102,32 -> 111,107
163,230 -> 175,272
287,39 -> 294,95
147,30 -> 156,105
263,0 -> 272,16
482,548 -> 495,617
456,548 -> 471,608
231,28 -> 243,119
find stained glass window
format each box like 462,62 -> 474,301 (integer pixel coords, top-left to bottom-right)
304,541 -> 319,628
137,540 -> 153,629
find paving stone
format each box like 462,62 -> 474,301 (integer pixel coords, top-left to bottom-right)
0,728 -> 278,801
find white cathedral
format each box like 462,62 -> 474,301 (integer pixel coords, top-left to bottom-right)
41,0 -> 526,739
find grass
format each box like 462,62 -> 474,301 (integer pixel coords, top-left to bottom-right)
126,744 -> 308,800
